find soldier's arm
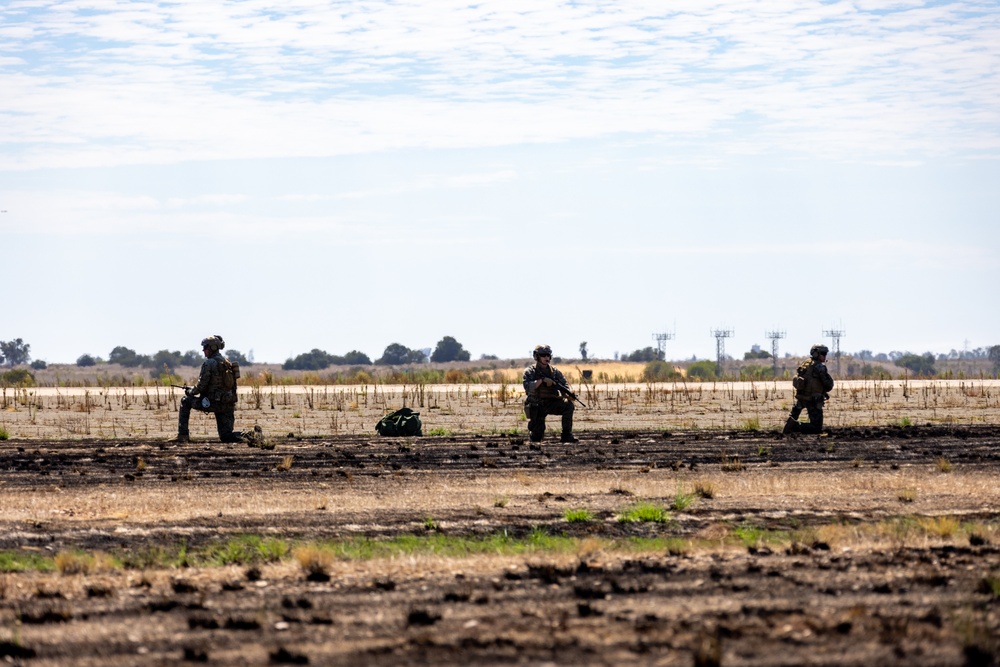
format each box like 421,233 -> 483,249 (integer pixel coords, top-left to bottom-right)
192,359 -> 215,395
522,367 -> 536,395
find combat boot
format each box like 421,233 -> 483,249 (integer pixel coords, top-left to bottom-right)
782,418 -> 799,435
167,433 -> 191,444
560,434 -> 579,443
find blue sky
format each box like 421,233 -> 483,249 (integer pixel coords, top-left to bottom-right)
2,0 -> 998,365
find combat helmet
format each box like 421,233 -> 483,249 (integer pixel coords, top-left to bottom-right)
532,344 -> 553,360
809,344 -> 829,359
201,335 -> 225,352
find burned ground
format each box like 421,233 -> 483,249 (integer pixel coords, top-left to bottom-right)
0,424 -> 998,665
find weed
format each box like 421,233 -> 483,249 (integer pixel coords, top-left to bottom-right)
694,481 -> 715,499
135,457 -> 146,472
719,451 -> 744,472
426,427 -> 451,436
0,550 -> 54,573
741,417 -> 761,432
0,426 -> 8,440
756,445 -> 771,457
618,501 -> 671,524
977,574 -> 1000,598
670,488 -> 695,511
936,457 -> 953,473
276,455 -> 294,471
54,550 -> 117,575
293,545 -> 334,579
564,509 -> 595,523
897,487 -> 917,503
424,516 -> 440,532
918,516 -> 959,538
663,538 -> 689,556
493,496 -> 509,508
734,523 -> 765,548
896,416 -> 913,428
852,456 -> 864,468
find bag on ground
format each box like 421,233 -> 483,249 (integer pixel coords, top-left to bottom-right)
375,407 -> 423,437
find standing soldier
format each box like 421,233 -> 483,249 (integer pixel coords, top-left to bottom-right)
522,344 -> 578,443
168,335 -> 261,444
784,344 -> 835,434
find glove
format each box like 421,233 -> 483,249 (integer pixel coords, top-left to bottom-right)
185,387 -> 196,397
541,378 -> 555,387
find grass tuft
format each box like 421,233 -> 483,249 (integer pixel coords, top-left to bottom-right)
564,509 -> 595,523
618,501 -> 671,524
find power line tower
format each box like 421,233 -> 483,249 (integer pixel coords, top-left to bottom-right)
652,330 -> 675,361
823,327 -> 846,376
765,329 -> 785,376
711,327 -> 733,378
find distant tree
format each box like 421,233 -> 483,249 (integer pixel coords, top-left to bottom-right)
76,354 -> 97,367
226,349 -> 251,366
480,353 -> 499,361
180,350 -> 203,366
622,347 -> 659,362
431,336 -> 471,363
283,349 -> 334,371
108,345 -> 146,367
686,360 -> 717,380
894,353 -> 936,376
743,349 -> 771,360
30,359 -> 47,370
340,350 -> 372,366
377,343 -> 426,365
0,338 -> 31,366
579,341 -> 588,361
988,345 -> 1000,374
148,350 -> 187,377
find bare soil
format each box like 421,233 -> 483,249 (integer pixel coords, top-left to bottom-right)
1,422 -> 999,666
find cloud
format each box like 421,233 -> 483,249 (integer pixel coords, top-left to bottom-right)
0,1 -> 998,169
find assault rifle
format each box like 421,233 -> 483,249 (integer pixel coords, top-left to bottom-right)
170,384 -> 194,394
553,381 -> 587,408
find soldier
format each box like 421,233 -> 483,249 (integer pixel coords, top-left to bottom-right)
522,344 -> 578,443
168,335 -> 261,445
783,344 -> 835,434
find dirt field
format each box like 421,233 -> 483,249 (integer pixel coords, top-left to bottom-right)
1,381 -> 998,666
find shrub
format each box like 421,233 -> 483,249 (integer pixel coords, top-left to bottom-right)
686,360 -> 717,380
29,359 -> 47,370
642,360 -> 680,381
76,354 -> 97,367
1,369 -> 35,386
431,336 -> 471,363
894,352 -> 936,376
564,509 -> 595,523
618,501 -> 671,524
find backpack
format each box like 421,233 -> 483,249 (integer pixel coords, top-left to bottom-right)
218,358 -> 240,405
375,408 -> 423,437
792,360 -> 812,391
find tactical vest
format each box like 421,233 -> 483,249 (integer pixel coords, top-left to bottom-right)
534,365 -> 560,399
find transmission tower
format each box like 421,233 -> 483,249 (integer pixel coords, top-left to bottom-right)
652,330 -> 675,361
823,327 -> 846,376
765,329 -> 785,376
711,327 -> 734,377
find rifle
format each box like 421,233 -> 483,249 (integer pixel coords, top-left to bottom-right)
170,384 -> 194,394
553,381 -> 588,408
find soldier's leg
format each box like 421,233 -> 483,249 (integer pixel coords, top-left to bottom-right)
528,401 -> 547,442
783,401 -> 803,433
802,402 -> 824,434
177,396 -> 194,436
214,410 -> 240,443
550,400 -> 577,442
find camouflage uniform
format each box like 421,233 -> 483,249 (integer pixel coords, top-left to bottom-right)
178,348 -> 243,443
523,361 -> 576,443
785,350 -> 835,434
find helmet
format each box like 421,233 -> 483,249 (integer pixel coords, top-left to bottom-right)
201,335 -> 225,352
810,344 -> 829,359
532,344 -> 553,360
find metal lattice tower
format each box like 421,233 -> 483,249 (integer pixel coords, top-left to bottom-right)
652,330 -> 675,361
823,327 -> 846,376
711,328 -> 734,377
765,330 -> 786,376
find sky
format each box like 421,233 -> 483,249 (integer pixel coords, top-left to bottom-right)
2,0 -> 999,365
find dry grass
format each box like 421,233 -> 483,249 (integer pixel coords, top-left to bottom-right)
2,379 -> 998,440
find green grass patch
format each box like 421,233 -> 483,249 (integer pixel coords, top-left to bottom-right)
564,509 -> 596,523
670,488 -> 695,511
0,426 -> 9,440
618,501 -> 672,524
0,550 -> 55,573
200,535 -> 290,566
426,427 -> 452,436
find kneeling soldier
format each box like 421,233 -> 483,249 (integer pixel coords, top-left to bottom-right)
522,344 -> 578,443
